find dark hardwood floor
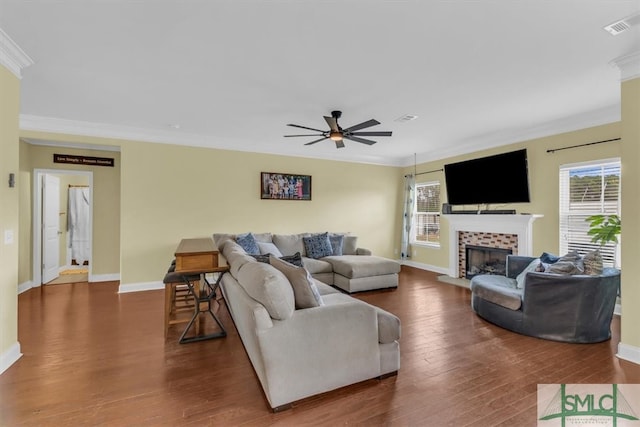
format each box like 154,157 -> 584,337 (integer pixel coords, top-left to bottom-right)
2,266 -> 638,426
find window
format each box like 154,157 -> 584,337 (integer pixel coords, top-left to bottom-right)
559,159 -> 620,267
412,182 -> 440,245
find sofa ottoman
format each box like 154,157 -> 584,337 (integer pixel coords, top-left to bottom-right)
324,255 -> 401,293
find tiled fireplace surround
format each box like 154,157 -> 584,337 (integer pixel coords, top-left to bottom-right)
443,214 -> 543,279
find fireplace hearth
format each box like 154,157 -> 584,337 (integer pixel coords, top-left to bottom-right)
465,245 -> 512,279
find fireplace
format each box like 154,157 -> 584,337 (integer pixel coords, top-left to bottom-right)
443,214 -> 543,278
465,245 -> 512,279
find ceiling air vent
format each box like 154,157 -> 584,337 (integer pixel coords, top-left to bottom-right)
394,114 -> 418,123
604,12 -> 640,35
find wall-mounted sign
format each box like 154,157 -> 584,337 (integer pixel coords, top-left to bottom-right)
53,154 -> 115,167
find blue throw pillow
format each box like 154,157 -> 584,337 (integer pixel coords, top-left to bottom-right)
540,252 -> 561,264
329,234 -> 344,256
303,232 -> 334,259
236,232 -> 260,255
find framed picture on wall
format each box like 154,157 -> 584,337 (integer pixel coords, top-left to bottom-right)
260,172 -> 312,200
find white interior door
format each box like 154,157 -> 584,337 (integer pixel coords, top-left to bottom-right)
42,174 -> 61,284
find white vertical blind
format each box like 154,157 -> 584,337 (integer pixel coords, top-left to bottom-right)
413,182 -> 440,245
559,160 -> 621,267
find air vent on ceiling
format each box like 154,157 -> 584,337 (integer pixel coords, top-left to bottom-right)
394,114 -> 418,123
604,12 -> 640,35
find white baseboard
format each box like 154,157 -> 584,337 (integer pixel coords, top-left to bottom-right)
0,342 -> 22,375
118,281 -> 163,294
18,280 -> 36,294
401,260 -> 449,275
89,273 -> 120,283
617,342 -> 640,366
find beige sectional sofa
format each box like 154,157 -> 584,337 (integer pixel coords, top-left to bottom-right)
213,233 -> 401,411
214,232 -> 400,293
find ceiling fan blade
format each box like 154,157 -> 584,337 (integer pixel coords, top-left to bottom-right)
284,133 -> 326,137
324,116 -> 339,132
343,119 -> 380,133
344,135 -> 377,145
304,136 -> 329,146
287,123 -> 326,133
335,140 -> 345,149
351,131 -> 392,137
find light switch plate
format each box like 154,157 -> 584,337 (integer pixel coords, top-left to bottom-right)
4,229 -> 14,244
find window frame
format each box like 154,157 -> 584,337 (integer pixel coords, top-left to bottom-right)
411,180 -> 441,247
559,158 -> 621,268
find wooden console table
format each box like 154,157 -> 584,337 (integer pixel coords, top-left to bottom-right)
174,237 -> 228,343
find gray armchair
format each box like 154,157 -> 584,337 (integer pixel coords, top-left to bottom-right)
470,255 -> 620,343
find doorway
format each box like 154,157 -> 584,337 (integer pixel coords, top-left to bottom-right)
33,169 -> 93,286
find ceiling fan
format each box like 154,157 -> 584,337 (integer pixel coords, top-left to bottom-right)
284,110 -> 392,149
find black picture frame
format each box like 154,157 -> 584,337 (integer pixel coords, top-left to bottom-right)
260,172 -> 312,200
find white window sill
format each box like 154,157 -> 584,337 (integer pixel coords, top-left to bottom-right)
411,241 -> 440,249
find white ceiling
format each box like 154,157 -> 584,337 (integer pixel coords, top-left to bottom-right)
1,1 -> 639,166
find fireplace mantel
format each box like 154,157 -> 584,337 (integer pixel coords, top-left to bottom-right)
443,214 -> 543,278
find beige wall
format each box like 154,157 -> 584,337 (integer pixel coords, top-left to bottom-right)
119,141 -> 402,284
621,77 -> 640,350
403,122 -> 622,269
0,65 -> 20,361
18,140 -> 121,282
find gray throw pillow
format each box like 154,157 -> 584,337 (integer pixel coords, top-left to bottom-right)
269,255 -> 323,309
544,250 -> 584,275
583,249 -> 603,275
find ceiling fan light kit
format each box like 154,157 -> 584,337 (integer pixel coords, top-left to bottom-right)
284,110 -> 392,149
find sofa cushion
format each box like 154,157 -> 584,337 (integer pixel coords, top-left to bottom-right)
470,276 -> 522,311
300,257 -> 333,274
303,232 -> 334,259
314,279 -> 340,296
471,274 -> 517,289
325,255 -> 400,279
222,240 -> 257,277
257,241 -> 283,257
273,233 -> 309,256
329,233 -> 344,256
213,233 -> 235,250
236,232 -> 260,255
236,262 -> 295,320
342,235 -> 358,255
269,255 -> 323,309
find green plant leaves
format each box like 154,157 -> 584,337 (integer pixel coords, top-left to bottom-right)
585,214 -> 621,246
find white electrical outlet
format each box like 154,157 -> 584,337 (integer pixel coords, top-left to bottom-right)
4,229 -> 14,244
394,248 -> 398,255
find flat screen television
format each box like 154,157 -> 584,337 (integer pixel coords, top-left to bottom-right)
444,149 -> 530,205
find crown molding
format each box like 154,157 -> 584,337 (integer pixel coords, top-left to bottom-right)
610,51 -> 640,82
0,27 -> 33,79
404,104 -> 620,167
19,114 -> 403,167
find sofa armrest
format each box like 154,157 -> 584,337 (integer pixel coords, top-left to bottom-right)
356,247 -> 372,255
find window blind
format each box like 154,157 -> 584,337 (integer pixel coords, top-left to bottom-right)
413,182 -> 440,244
559,160 -> 620,267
